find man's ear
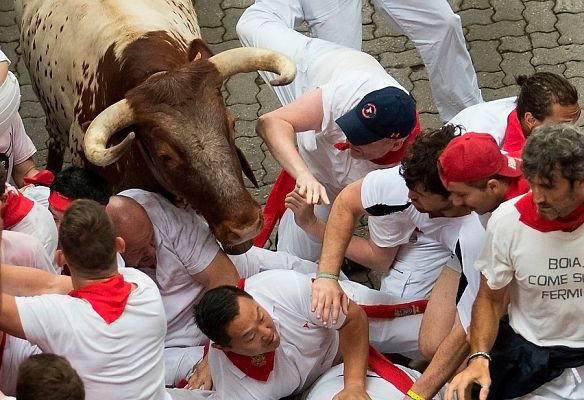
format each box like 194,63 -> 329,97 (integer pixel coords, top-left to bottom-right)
522,111 -> 538,131
54,249 -> 67,268
487,178 -> 504,194
115,237 -> 126,254
573,179 -> 584,201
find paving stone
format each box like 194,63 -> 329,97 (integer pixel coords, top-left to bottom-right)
225,72 -> 260,105
466,20 -> 526,41
244,168 -> 266,189
201,26 -> 225,45
195,0 -> 224,28
532,44 -> 584,65
459,8 -> 493,26
0,1 -> 13,12
524,1 -> 557,33
248,184 -> 272,206
257,83 -> 280,116
19,101 -> 46,119
491,0 -> 524,21
34,149 -> 49,170
469,40 -> 502,72
0,24 -> 18,42
234,120 -> 257,139
482,85 -> 522,102
385,67 -> 414,92
261,152 -> 281,185
501,52 -> 535,85
235,136 -> 264,171
362,0 -> 375,25
529,31 -> 559,48
459,0 -> 492,10
229,103 -> 260,122
0,10 -> 15,26
411,80 -> 438,114
372,12 -> 400,38
554,0 -> 584,13
565,61 -> 584,78
1,41 -> 18,65
535,64 -> 567,76
362,24 -> 375,41
363,36 -> 408,56
499,36 -> 531,53
20,84 -> 40,102
557,13 -> 584,45
22,117 -> 48,150
221,0 -> 253,9
208,39 -> 241,54
418,112 -> 442,131
378,49 -> 422,70
477,71 -> 505,89
222,8 -> 241,41
409,65 -> 429,83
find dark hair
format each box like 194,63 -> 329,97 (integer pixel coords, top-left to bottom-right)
51,166 -> 111,205
16,353 -> 85,400
58,199 -> 117,276
400,124 -> 462,197
522,124 -> 584,184
194,285 -> 252,346
515,72 -> 578,121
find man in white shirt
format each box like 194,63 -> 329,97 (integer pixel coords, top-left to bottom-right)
447,124 -> 584,400
0,199 -> 170,400
448,72 -> 580,155
237,0 -> 419,261
195,269 -> 372,400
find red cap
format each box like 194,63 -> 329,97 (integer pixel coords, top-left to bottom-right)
438,133 -> 522,186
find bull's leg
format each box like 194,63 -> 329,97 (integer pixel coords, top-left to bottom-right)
45,118 -> 66,172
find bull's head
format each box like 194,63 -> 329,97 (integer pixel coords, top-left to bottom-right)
83,43 -> 296,254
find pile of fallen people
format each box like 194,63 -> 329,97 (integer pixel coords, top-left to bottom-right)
1,1 -> 584,400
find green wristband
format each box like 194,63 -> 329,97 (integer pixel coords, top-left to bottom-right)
315,273 -> 339,281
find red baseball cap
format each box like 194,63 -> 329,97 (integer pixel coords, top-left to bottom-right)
438,133 -> 522,186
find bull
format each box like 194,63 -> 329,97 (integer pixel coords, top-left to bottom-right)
16,0 -> 295,253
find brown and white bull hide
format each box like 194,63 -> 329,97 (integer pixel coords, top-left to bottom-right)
15,0 -> 295,254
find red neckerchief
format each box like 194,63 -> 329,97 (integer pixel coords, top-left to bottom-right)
22,169 -> 55,187
360,300 -> 428,319
222,278 -> 276,381
48,190 -> 73,213
69,275 -> 132,324
253,171 -> 295,247
334,112 -> 422,166
367,346 -> 414,395
502,109 -> 525,155
2,186 -> 34,229
503,175 -> 530,202
515,193 -> 584,232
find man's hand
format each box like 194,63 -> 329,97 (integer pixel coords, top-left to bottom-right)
295,171 -> 330,205
445,358 -> 491,400
285,190 -> 318,229
185,355 -> 213,390
311,278 -> 348,326
333,384 -> 372,400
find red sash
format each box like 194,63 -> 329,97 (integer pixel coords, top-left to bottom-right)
360,300 -> 428,319
515,193 -> 584,232
502,109 -> 525,157
69,274 -> 132,324
2,186 -> 34,229
22,169 -> 55,187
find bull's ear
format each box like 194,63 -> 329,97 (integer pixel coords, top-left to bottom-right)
188,39 -> 214,61
235,146 -> 259,188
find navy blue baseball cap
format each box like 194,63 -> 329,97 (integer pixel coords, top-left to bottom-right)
335,86 -> 417,146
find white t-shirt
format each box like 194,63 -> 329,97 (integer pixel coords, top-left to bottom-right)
1,230 -> 55,273
302,363 -> 446,400
361,167 -> 486,329
0,334 -> 41,396
15,268 -> 170,400
299,48 -> 411,197
476,196 -> 584,347
0,50 -> 35,180
119,189 -> 220,348
209,270 -> 346,400
7,185 -> 58,260
447,96 -> 517,146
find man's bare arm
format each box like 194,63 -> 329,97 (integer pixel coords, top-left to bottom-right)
192,250 -> 239,289
1,264 -> 72,296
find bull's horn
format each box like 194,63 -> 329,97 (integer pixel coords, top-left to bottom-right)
208,47 -> 296,86
83,99 -> 136,166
